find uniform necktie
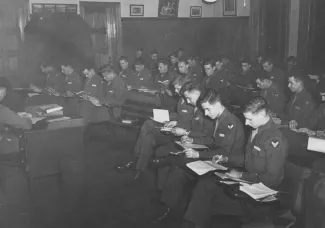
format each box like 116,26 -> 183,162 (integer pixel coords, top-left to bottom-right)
251,128 -> 258,142
290,94 -> 297,111
213,119 -> 219,138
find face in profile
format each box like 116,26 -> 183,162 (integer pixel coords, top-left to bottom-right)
0,87 -> 7,102
174,84 -> 182,94
184,91 -> 200,107
262,62 -> 273,72
170,56 -> 178,65
201,101 -> 222,119
158,63 -> 167,74
102,72 -> 115,81
244,111 -> 261,129
134,64 -> 144,73
178,62 -> 188,74
288,77 -> 300,93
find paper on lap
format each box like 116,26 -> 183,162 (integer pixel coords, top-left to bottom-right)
186,160 -> 227,175
153,109 -> 169,123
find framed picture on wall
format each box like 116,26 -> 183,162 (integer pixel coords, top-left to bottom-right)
190,6 -> 202,17
158,0 -> 179,18
223,0 -> 236,16
130,5 -> 144,16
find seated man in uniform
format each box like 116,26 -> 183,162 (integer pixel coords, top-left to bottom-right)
187,56 -> 204,83
201,60 -> 229,102
153,88 -> 244,222
148,50 -> 159,80
261,57 -> 286,92
79,67 -> 105,122
127,58 -> 153,89
256,73 -> 286,117
61,63 -> 84,116
280,71 -> 317,130
0,78 -> 24,112
182,96 -> 288,228
286,56 -> 298,73
178,59 -> 195,82
118,56 -> 133,80
87,67 -> 127,122
116,77 -> 194,180
169,52 -> 179,74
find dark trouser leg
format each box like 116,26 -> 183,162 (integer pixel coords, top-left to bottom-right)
184,176 -> 243,227
160,165 -> 189,207
135,131 -> 173,171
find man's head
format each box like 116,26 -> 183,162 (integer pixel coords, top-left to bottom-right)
83,68 -> 96,78
187,56 -> 197,68
61,64 -> 74,75
203,60 -> 216,77
172,75 -> 192,95
40,62 -> 54,74
241,58 -> 251,73
119,56 -> 129,70
157,59 -> 169,74
169,52 -> 178,65
200,89 -> 224,119
178,59 -> 189,74
101,67 -> 116,81
136,48 -> 143,58
215,57 -> 224,71
288,72 -> 304,93
243,96 -> 269,129
0,87 -> 7,102
261,58 -> 274,72
221,55 -> 230,66
256,55 -> 263,64
180,82 -> 202,106
134,59 -> 145,73
151,50 -> 158,61
256,73 -> 272,90
286,56 -> 297,71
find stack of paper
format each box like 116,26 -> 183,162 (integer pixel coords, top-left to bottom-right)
307,137 -> 325,153
186,160 -> 227,175
175,141 -> 209,150
38,104 -> 63,114
239,182 -> 277,200
153,109 -> 170,123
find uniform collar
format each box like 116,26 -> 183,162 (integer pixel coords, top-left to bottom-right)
257,118 -> 273,133
218,108 -> 229,122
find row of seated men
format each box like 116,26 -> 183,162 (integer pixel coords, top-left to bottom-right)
112,70 -> 325,228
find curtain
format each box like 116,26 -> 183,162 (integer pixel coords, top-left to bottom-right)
80,2 -> 122,69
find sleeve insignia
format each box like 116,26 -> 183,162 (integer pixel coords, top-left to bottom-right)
271,140 -> 279,148
274,93 -> 279,97
228,124 -> 234,129
220,78 -> 224,83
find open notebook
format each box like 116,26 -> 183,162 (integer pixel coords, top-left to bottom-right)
186,160 -> 227,175
239,182 -> 278,200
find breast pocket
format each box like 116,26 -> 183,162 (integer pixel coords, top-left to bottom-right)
251,145 -> 266,170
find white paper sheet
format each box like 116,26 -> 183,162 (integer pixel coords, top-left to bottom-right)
307,137 -> 325,153
175,141 -> 209,150
28,93 -> 40,98
153,109 -> 169,123
186,160 -> 227,175
239,182 -> 277,200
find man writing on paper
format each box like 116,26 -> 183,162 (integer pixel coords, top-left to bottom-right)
116,78 -> 195,180
181,97 -> 288,228
153,88 -> 244,222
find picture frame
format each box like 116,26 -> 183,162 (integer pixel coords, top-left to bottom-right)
158,0 -> 179,18
190,6 -> 202,17
223,0 -> 237,16
130,4 -> 144,17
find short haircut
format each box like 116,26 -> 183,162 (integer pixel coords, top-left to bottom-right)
172,75 -> 193,87
151,50 -> 158,55
178,48 -> 184,52
286,56 -> 297,63
220,54 -> 230,61
118,56 -> 129,62
187,55 -> 197,61
178,58 -> 188,65
179,81 -> 201,96
134,58 -> 145,66
203,60 -> 215,67
244,96 -> 268,114
157,59 -> 169,67
287,70 -> 305,84
261,57 -> 274,65
256,72 -> 272,81
136,48 -> 144,52
40,61 -> 52,68
199,89 -> 222,106
241,57 -> 251,65
169,52 -> 178,58
100,66 -> 117,76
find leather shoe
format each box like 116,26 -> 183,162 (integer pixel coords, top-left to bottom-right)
133,170 -> 142,180
116,161 -> 135,172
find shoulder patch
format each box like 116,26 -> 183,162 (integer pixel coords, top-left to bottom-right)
274,93 -> 279,97
271,139 -> 279,148
228,123 -> 234,129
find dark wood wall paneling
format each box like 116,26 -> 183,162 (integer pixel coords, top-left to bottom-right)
121,17 -> 249,60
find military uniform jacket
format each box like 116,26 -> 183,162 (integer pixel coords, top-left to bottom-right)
154,72 -> 173,91
83,74 -> 104,99
268,67 -> 286,91
63,71 -> 83,93
101,76 -> 127,105
45,70 -> 65,93
284,90 -> 316,129
193,109 -> 245,160
260,82 -> 285,116
189,65 -> 204,83
170,98 -> 195,129
231,69 -> 256,87
203,70 -> 229,91
119,68 -> 133,80
230,119 -> 288,189
0,104 -> 31,130
127,68 -> 154,89
188,108 -> 214,138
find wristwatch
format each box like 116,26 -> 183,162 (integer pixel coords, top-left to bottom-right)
185,130 -> 190,136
